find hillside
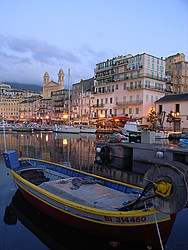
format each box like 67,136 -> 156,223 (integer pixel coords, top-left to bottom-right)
3,82 -> 43,92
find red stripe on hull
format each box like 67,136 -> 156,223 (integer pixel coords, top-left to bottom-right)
18,186 -> 176,249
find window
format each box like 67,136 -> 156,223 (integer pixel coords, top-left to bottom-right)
112,85 -> 114,92
175,104 -> 180,113
137,71 -> 140,77
110,109 -> 112,114
114,109 -> 117,116
151,95 -> 153,102
146,94 -> 148,102
124,83 -> 126,90
129,108 -> 132,114
136,108 -> 139,114
123,109 -> 125,114
123,96 -> 126,103
130,82 -> 133,89
138,81 -> 141,88
159,105 -> 162,113
115,97 -> 118,103
136,95 -> 139,102
116,84 -> 118,90
129,95 -> 133,102
110,97 -> 113,104
135,81 -> 137,88
101,99 -> 103,105
152,64 -> 154,70
130,72 -> 133,79
105,98 -> 108,104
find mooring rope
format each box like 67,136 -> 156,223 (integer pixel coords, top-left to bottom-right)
153,207 -> 164,250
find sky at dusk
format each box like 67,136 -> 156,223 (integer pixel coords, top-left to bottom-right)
0,0 -> 188,87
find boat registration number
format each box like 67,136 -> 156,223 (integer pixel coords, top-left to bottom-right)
104,216 -> 146,224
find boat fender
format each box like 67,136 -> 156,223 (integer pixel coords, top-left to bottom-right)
156,151 -> 164,159
96,147 -> 102,153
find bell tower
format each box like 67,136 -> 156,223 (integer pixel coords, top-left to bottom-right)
43,71 -> 50,99
58,68 -> 64,89
43,71 -> 49,86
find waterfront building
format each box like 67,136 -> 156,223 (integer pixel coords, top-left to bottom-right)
43,69 -> 64,99
72,78 -> 94,123
37,98 -> 53,124
155,93 -> 188,131
0,96 -> 19,121
94,53 -> 166,124
19,96 -> 42,122
166,53 -> 188,94
51,89 -> 71,122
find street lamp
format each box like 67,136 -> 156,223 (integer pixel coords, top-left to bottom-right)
171,111 -> 180,118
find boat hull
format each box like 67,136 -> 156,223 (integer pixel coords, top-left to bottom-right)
16,180 -> 176,249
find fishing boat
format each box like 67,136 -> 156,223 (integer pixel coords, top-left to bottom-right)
3,150 -> 188,249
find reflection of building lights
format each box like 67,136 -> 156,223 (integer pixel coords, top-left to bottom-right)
41,133 -> 42,139
62,114 -> 68,119
99,114 -> 105,118
45,134 -> 49,142
37,134 -> 39,138
114,119 -> 120,122
46,116 -> 49,119
21,115 -> 24,118
37,117 -> 39,120
63,139 -> 68,145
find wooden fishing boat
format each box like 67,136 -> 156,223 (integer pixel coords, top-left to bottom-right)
4,150 -> 187,249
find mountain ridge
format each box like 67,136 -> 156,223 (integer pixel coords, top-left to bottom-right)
3,82 -> 43,92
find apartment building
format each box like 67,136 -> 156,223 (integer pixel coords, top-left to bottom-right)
72,78 -> 94,123
166,53 -> 188,94
94,53 -> 166,123
0,96 -> 19,121
51,89 -> 70,121
19,96 -> 41,122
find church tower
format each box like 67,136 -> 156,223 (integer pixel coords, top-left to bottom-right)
43,71 -> 50,98
43,71 -> 49,86
58,68 -> 64,89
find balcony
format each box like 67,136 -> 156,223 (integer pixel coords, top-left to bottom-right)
116,100 -> 143,106
93,104 -> 104,107
95,72 -> 166,86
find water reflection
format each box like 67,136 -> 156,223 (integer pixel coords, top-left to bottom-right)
1,132 -> 188,249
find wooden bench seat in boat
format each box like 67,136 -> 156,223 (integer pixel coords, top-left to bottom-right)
39,177 -> 139,210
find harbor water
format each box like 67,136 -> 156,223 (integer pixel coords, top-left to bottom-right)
0,132 -> 188,250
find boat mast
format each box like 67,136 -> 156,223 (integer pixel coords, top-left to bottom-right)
68,69 -> 70,125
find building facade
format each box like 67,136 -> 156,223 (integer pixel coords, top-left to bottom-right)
51,89 -> 70,122
43,69 -> 65,99
0,97 -> 19,121
166,53 -> 188,94
94,53 -> 166,123
155,93 -> 188,131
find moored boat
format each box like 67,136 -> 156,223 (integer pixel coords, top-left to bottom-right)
4,151 -> 188,249
53,124 -> 80,134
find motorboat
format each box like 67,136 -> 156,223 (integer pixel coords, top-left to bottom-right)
53,125 -> 80,134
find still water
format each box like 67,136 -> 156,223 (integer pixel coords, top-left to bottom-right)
0,132 -> 188,250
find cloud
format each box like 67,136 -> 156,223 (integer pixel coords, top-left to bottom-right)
0,34 -> 108,85
0,34 -> 81,65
